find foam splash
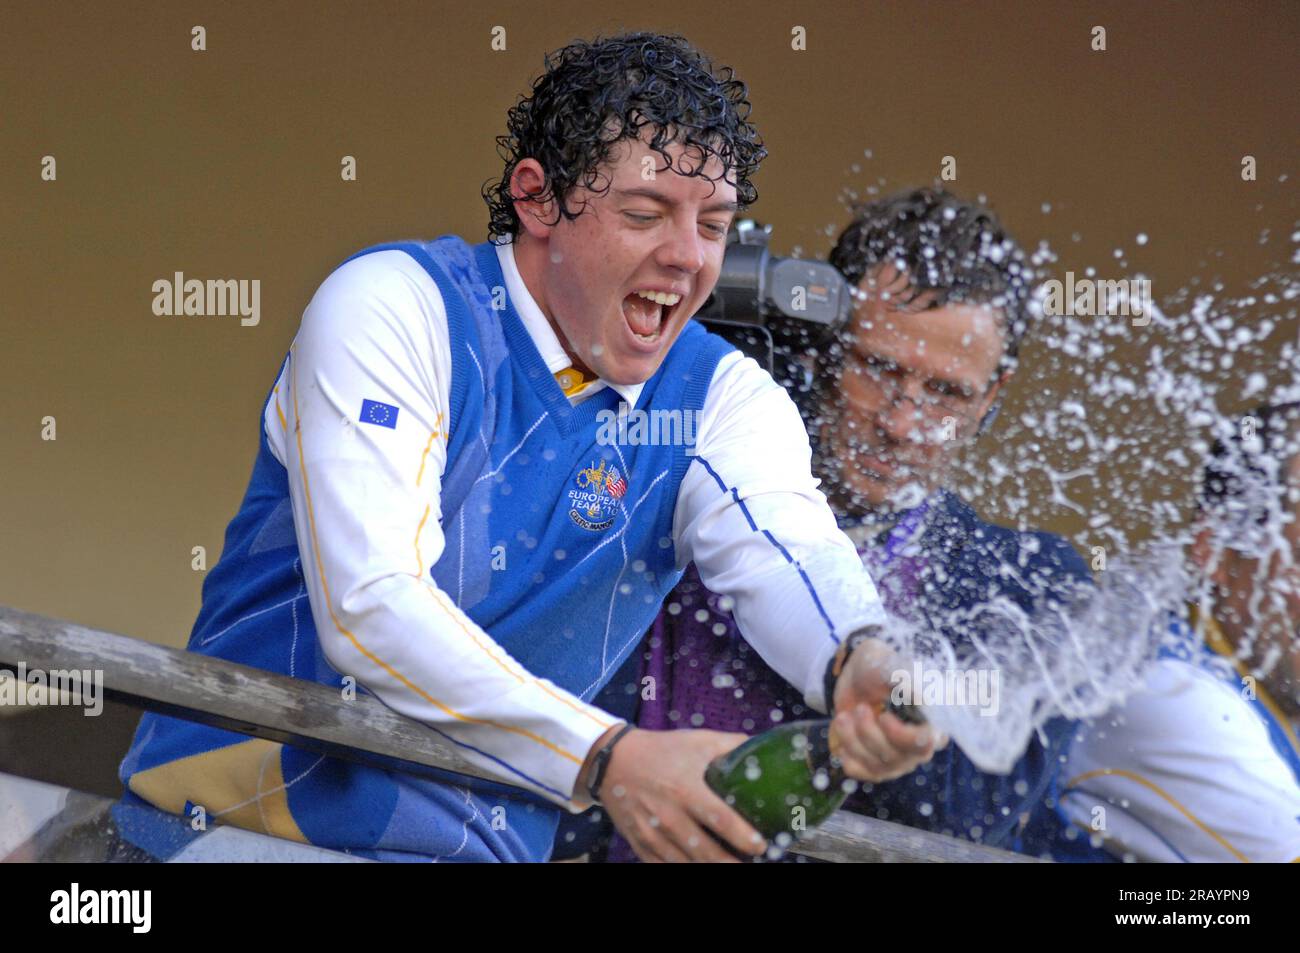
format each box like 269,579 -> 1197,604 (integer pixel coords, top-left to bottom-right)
816,166 -> 1300,776
877,546 -> 1187,774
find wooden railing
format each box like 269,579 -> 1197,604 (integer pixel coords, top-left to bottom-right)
0,605 -> 1039,863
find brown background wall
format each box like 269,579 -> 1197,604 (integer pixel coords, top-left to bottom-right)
3,0 -> 1296,653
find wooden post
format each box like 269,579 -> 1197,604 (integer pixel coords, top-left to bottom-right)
0,605 -> 493,786
0,605 -> 1041,863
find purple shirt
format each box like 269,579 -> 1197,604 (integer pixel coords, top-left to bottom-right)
606,503 -> 931,862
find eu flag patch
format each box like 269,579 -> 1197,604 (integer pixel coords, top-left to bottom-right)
360,399 -> 400,429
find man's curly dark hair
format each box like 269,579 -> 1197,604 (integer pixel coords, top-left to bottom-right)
827,187 -> 1035,378
481,32 -> 766,244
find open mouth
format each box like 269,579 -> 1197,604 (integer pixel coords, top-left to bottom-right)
621,289 -> 683,346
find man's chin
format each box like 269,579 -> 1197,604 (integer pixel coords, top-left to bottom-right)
832,473 -> 892,514
600,340 -> 678,387
598,359 -> 658,388
840,471 -> 929,514
886,480 -> 930,510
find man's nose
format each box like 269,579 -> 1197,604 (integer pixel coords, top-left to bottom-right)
657,217 -> 706,274
876,382 -> 928,443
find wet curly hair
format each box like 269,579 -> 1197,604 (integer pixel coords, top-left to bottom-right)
1201,400 -> 1300,523
481,32 -> 766,244
794,188 -> 1034,446
827,187 -> 1035,378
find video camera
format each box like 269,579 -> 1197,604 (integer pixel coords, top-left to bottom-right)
696,219 -> 1003,434
695,219 -> 855,375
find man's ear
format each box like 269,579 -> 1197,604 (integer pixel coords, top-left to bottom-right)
1188,521 -> 1222,575
1189,520 -> 1235,594
1188,522 -> 1212,570
510,159 -> 555,240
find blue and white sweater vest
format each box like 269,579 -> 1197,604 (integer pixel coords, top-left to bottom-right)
115,237 -> 735,861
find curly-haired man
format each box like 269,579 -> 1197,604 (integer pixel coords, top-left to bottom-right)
113,32 -> 941,863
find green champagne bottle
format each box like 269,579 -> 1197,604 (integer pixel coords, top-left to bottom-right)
704,720 -> 849,848
704,704 -> 927,853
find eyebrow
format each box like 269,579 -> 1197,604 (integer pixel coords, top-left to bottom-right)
931,376 -> 978,395
853,347 -> 980,394
612,186 -> 740,213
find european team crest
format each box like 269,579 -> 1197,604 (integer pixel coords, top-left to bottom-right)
568,459 -> 627,532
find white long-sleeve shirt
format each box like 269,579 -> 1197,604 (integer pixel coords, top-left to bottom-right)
1061,654 -> 1300,862
263,240 -> 884,809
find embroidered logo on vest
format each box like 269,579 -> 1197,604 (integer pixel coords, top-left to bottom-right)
568,459 -> 626,532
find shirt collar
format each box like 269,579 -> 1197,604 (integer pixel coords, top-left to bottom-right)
494,241 -> 644,408
836,489 -> 941,548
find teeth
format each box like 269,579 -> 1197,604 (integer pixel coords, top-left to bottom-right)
634,290 -> 682,307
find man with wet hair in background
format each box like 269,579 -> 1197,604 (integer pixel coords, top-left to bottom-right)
1195,401 -> 1300,719
1060,401 -> 1300,861
558,187 -> 1112,861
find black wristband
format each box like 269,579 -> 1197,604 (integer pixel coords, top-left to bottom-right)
822,626 -> 880,717
587,723 -> 635,805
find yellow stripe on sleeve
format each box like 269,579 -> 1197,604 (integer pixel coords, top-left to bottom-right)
288,348 -> 591,766
1063,767 -> 1251,862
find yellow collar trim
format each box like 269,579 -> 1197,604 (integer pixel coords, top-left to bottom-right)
554,367 -> 595,398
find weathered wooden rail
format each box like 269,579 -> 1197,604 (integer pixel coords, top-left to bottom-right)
0,605 -> 1039,863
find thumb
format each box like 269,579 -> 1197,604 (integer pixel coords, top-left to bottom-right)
698,730 -> 751,758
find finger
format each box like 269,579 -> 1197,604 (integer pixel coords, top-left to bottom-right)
835,706 -> 895,768
690,793 -> 766,859
844,707 -> 932,780
623,828 -> 671,864
858,705 -> 936,771
840,742 -> 922,783
612,803 -> 687,864
637,822 -> 693,864
615,816 -> 667,863
672,816 -> 743,863
642,800 -> 743,864
650,803 -> 739,863
629,838 -> 670,864
837,748 -> 890,782
879,710 -> 937,754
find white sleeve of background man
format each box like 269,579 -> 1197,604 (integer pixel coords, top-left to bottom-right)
1061,658 -> 1300,862
264,250 -> 617,810
674,350 -> 888,714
